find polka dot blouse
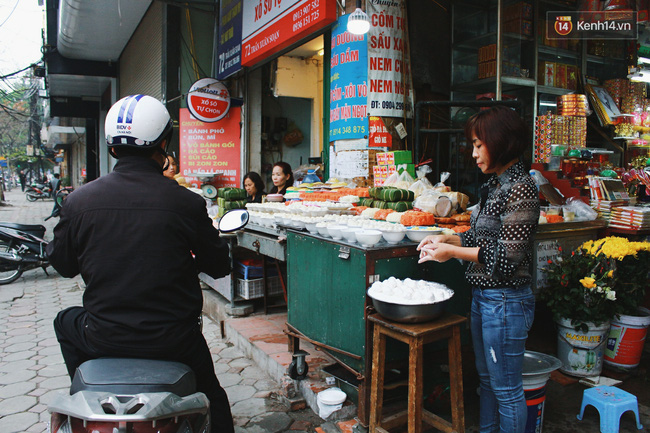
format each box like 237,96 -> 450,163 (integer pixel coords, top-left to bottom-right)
458,160 -> 540,289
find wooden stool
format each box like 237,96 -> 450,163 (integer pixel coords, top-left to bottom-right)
368,313 -> 466,433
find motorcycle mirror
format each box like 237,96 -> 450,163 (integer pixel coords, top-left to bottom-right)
218,209 -> 249,233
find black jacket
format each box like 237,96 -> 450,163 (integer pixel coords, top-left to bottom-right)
46,156 -> 231,351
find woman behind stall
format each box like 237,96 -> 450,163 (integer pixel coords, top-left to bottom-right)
243,171 -> 265,203
417,106 -> 539,433
163,155 -> 179,179
268,161 -> 293,196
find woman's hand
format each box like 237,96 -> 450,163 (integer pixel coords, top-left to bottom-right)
416,234 -> 460,251
418,242 -> 456,263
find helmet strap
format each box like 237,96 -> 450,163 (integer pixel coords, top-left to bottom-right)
157,145 -> 170,171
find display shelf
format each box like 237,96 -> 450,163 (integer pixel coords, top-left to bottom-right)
453,76 -> 536,92
586,54 -> 625,64
538,45 -> 580,60
537,85 -> 575,96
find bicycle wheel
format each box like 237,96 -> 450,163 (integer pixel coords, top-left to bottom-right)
0,241 -> 23,284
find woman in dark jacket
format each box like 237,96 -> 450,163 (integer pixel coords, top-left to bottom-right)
243,171 -> 265,203
268,161 -> 293,196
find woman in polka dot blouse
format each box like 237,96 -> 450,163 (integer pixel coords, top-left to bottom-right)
417,106 -> 539,433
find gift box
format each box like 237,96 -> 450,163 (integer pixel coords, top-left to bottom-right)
539,61 -> 555,86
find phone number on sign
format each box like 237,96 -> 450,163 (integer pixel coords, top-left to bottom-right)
292,0 -> 320,32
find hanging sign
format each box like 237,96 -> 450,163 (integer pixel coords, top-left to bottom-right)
217,0 -> 243,79
179,107 -> 242,189
328,14 -> 369,143
367,0 -> 414,118
186,78 -> 231,123
241,0 -> 336,67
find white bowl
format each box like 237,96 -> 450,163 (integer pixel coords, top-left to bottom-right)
356,229 -> 383,247
293,219 -> 306,229
328,225 -> 347,240
382,230 -> 406,245
317,225 -> 330,237
406,228 -> 441,243
266,194 -> 284,202
341,228 -> 357,243
306,222 -> 319,234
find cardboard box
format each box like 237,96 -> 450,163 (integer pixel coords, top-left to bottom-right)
377,151 -> 412,166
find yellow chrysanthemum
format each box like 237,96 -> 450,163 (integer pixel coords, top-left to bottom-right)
580,277 -> 596,289
581,237 -> 650,260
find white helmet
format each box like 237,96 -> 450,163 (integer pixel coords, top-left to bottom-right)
105,95 -> 173,150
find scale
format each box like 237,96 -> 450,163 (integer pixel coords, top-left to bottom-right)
185,172 -> 223,199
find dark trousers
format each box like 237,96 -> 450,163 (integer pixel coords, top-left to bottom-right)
54,306 -> 234,433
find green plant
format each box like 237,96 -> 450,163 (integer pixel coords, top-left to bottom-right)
541,237 -> 650,332
541,247 -> 617,332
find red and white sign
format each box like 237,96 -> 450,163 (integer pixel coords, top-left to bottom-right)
186,78 -> 231,123
242,0 -> 336,67
369,116 -> 392,148
179,107 -> 242,189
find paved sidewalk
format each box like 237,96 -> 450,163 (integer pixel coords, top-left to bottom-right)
0,189 -> 328,433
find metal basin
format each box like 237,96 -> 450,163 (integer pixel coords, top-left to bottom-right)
369,295 -> 451,323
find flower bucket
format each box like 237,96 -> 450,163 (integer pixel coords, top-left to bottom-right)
604,307 -> 650,369
556,318 -> 610,377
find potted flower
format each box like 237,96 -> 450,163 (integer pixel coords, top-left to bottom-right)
582,237 -> 650,369
541,237 -> 650,376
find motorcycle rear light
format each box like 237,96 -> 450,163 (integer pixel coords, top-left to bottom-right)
50,413 -> 207,433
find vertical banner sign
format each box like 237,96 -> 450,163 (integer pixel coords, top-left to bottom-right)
329,15 -> 368,143
217,0 -> 243,79
241,0 -> 336,67
367,0 -> 414,118
179,107 -> 242,189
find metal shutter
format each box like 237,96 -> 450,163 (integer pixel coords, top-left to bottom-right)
119,2 -> 163,99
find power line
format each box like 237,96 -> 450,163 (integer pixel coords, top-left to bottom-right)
0,0 -> 19,29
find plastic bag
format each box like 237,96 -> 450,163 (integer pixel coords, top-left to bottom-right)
385,164 -> 415,189
413,189 -> 453,217
562,197 -> 598,221
409,165 -> 433,198
433,172 -> 451,192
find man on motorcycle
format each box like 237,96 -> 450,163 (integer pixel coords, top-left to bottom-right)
46,94 -> 234,433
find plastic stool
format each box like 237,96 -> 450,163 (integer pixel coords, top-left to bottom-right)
577,385 -> 643,433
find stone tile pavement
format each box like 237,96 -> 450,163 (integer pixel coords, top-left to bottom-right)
0,188 -> 339,433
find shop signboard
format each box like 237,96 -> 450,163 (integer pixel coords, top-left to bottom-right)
179,107 -> 242,189
328,14 -> 368,143
186,78 -> 231,123
241,0 -> 336,67
217,0 -> 243,79
367,0 -> 414,118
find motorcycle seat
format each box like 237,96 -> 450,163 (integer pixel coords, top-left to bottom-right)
70,358 -> 197,397
0,223 -> 46,238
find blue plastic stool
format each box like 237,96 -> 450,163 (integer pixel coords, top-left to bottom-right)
577,385 -> 643,433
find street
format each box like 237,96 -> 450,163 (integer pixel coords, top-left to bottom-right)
0,188 -> 321,433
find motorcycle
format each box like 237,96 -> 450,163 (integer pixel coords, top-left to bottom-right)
0,223 -> 50,284
25,182 -> 53,202
48,209 -> 250,433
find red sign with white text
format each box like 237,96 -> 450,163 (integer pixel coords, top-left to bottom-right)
179,107 -> 241,189
242,0 -> 336,67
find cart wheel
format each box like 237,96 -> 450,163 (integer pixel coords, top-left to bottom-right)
201,184 -> 218,199
288,359 -> 309,380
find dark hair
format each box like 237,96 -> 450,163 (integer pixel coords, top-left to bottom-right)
273,161 -> 294,186
243,171 -> 265,194
112,146 -> 158,159
464,106 -> 529,170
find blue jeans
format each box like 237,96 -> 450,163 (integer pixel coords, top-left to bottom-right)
471,287 -> 535,433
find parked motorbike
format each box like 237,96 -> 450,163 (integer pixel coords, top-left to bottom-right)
48,209 -> 249,433
0,223 -> 50,284
25,183 -> 53,202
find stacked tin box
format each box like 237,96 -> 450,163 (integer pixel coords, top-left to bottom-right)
534,95 -> 588,164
